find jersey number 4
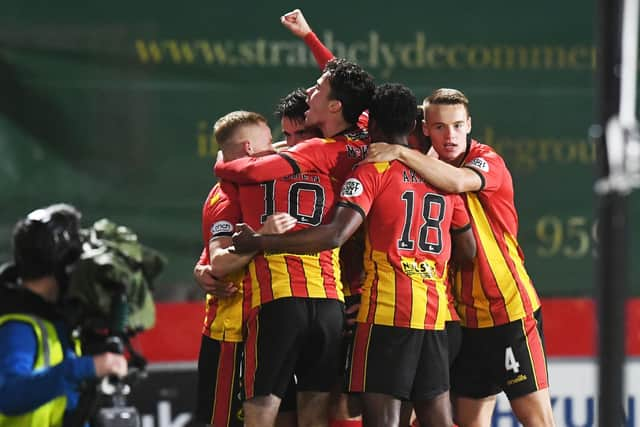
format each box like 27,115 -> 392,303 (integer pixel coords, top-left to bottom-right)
260,181 -> 325,226
398,191 -> 445,253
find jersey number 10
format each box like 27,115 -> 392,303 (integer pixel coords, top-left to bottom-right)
259,181 -> 326,226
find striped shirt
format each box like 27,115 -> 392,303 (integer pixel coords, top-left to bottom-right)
199,182 -> 249,342
338,160 -> 470,330
235,172 -> 343,308
452,140 -> 541,328
214,131 -> 370,308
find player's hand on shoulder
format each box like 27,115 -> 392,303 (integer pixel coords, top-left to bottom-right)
280,9 -> 312,38
260,212 -> 297,234
93,352 -> 128,378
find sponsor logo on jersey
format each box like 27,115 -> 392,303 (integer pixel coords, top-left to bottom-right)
401,259 -> 438,279
211,220 -> 233,236
466,157 -> 489,172
341,178 -> 363,197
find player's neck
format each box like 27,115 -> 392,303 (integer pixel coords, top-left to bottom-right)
370,133 -> 408,147
320,118 -> 353,139
388,136 -> 408,147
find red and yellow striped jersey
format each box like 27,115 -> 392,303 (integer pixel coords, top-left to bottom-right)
215,132 -> 370,308
338,160 -> 470,330
199,182 -> 249,343
453,140 -> 541,328
214,130 -> 369,192
234,172 -> 344,309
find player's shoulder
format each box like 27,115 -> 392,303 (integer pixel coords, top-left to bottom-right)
352,160 -> 394,175
205,183 -> 223,206
206,181 -> 237,208
285,137 -> 326,152
464,139 -> 505,172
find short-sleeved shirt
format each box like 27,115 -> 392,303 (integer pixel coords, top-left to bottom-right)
453,140 -> 541,328
215,131 -> 370,308
233,172 -> 344,309
200,182 -> 249,342
338,160 -> 470,330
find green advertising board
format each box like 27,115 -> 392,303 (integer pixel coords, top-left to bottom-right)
1,1 -> 637,299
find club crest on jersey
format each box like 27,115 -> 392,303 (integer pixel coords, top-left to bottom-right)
211,220 -> 233,235
467,157 -> 489,172
341,178 -> 363,197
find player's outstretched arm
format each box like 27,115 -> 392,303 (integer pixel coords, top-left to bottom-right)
364,142 -> 482,194
214,152 -> 297,184
233,206 -> 363,254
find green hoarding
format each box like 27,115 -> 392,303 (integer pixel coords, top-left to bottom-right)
1,1 -> 637,299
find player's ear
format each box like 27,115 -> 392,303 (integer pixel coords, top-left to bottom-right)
242,140 -> 253,155
328,99 -> 342,114
467,115 -> 472,134
422,119 -> 430,137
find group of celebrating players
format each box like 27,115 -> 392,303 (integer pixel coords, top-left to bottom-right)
192,9 -> 556,427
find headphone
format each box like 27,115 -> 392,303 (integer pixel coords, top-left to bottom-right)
13,204 -> 83,281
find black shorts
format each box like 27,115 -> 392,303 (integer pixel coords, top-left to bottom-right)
195,335 -> 244,426
195,335 -> 297,426
446,320 -> 462,368
451,309 -> 549,400
339,294 -> 361,379
243,297 -> 344,399
347,323 -> 449,401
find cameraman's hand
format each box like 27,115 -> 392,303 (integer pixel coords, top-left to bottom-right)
93,352 -> 128,378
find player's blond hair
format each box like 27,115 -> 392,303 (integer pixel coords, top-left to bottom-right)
213,111 -> 267,148
423,88 -> 470,117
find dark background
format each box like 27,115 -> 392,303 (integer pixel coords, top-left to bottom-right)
1,1 -> 637,300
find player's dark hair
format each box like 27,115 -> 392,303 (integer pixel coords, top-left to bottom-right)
13,203 -> 83,281
369,83 -> 417,138
274,88 -> 308,122
323,58 -> 375,125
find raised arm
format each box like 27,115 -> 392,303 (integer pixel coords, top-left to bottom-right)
364,143 -> 483,194
281,9 -> 334,69
233,205 -> 363,254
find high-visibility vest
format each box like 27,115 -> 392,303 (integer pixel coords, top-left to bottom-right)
0,314 -> 76,427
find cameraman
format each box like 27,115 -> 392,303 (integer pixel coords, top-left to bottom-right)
0,204 -> 127,427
